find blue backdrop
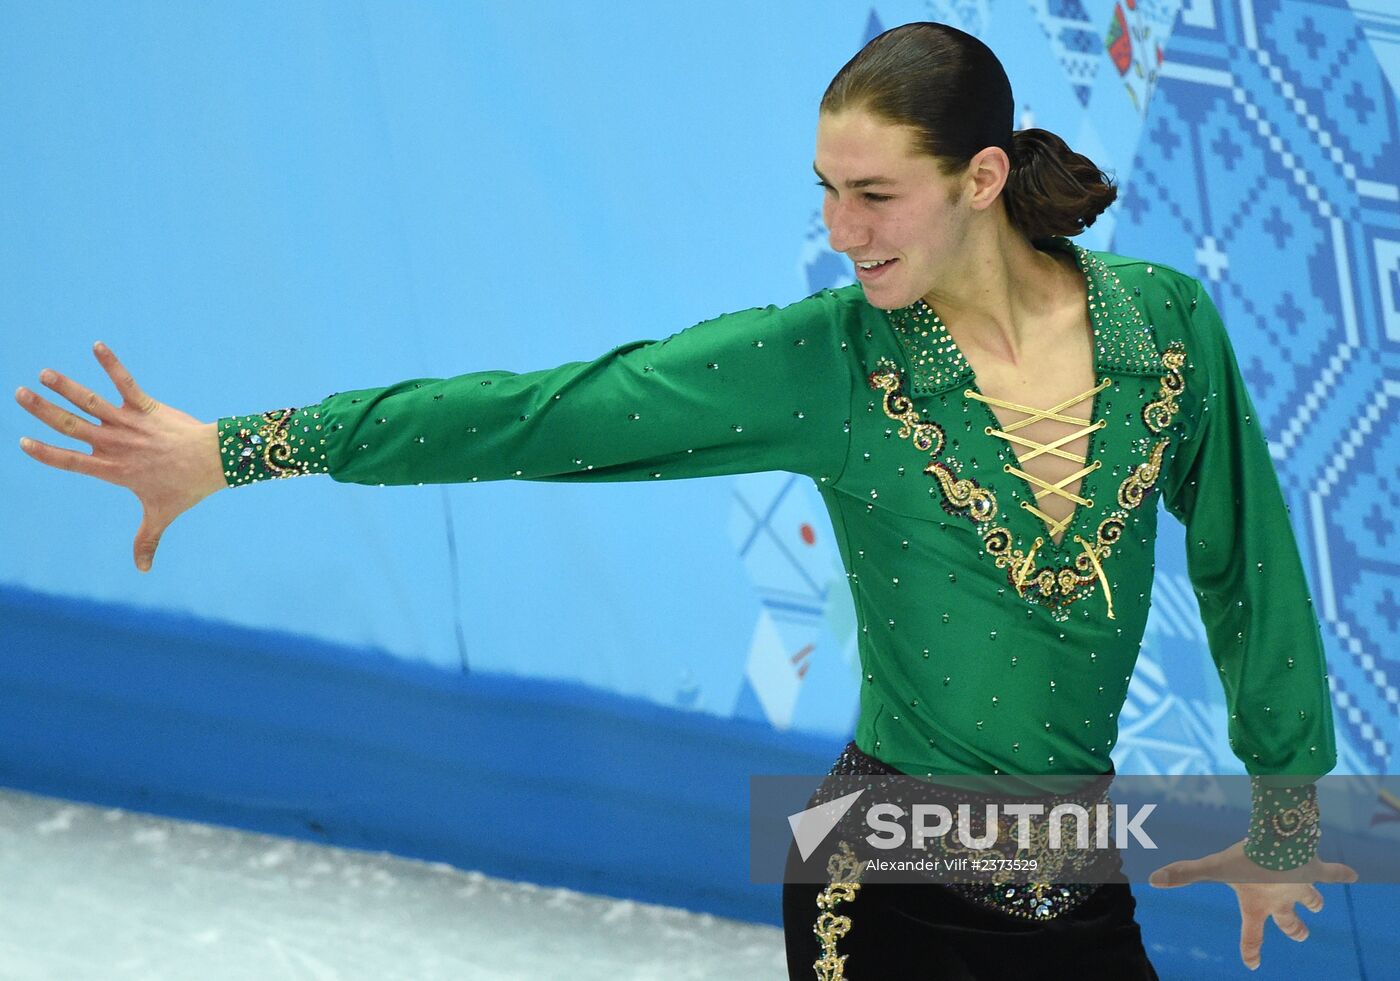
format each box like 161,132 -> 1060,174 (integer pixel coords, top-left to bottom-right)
3,2 -> 1396,978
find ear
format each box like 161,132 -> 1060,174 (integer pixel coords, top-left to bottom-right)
964,146 -> 1011,212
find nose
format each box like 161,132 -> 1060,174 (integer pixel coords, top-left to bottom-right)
823,197 -> 869,257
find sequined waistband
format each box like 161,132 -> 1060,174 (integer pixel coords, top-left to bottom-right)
812,741 -> 1120,922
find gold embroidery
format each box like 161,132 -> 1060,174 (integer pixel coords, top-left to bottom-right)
813,840 -> 863,981
928,460 -> 998,521
221,408 -> 326,486
868,362 -> 945,456
1119,441 -> 1169,510
867,341 -> 1188,621
1245,780 -> 1322,870
1143,345 -> 1186,432
1272,796 -> 1321,838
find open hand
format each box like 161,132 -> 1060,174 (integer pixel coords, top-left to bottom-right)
15,341 -> 227,572
1149,838 -> 1358,971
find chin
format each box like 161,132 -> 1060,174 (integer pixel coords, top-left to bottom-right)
858,285 -> 916,311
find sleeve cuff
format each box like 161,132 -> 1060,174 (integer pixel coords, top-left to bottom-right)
1243,777 -> 1321,871
218,407 -> 332,487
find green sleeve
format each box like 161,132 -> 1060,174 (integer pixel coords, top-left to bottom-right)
218,292 -> 854,489
1161,280 -> 1336,869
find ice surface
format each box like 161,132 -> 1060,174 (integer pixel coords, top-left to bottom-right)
0,788 -> 786,980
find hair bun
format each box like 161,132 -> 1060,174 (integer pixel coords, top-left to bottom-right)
1003,129 -> 1118,238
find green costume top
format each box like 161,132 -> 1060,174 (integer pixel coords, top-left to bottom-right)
218,237 -> 1334,870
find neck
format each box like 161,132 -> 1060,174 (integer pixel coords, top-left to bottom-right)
920,218 -> 1076,364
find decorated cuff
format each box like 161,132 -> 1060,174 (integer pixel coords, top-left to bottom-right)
1243,778 -> 1321,871
218,407 -> 332,487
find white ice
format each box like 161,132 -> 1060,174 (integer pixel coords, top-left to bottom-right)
0,787 -> 787,980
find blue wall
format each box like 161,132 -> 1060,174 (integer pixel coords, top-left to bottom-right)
4,2 -> 1397,977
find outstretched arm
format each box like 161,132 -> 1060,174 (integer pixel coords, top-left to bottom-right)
18,291 -> 854,572
16,342 -> 227,572
216,295 -> 852,492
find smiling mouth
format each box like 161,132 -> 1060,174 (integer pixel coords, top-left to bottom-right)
855,258 -> 899,279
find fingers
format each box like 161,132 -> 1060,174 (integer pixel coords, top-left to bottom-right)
36,364 -> 121,424
1317,861 -> 1359,884
93,342 -> 157,414
133,508 -> 166,573
1149,858 -> 1211,887
1302,885 -> 1324,913
17,435 -> 112,480
1239,910 -> 1264,971
15,383 -> 102,445
1272,906 -> 1309,943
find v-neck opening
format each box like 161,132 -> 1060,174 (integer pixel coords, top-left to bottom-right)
923,239 -> 1107,553
970,380 -> 1109,549
869,238 -> 1181,621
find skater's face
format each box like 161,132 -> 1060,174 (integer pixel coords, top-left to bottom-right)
813,108 -> 974,310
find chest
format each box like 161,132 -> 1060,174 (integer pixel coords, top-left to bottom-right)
852,245 -> 1192,623
861,318 -> 1186,624
957,320 -> 1102,547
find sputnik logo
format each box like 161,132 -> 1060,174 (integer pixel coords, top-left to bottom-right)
787,790 -> 866,861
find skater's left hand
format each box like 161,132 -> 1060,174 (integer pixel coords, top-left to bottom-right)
1148,838 -> 1357,971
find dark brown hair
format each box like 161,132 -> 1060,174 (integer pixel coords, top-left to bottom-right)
820,22 -> 1116,240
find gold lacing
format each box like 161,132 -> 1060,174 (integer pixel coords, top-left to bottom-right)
1015,536 -> 1045,596
969,379 -> 1115,618
1073,534 -> 1115,620
871,343 -> 1186,621
967,379 -> 1110,541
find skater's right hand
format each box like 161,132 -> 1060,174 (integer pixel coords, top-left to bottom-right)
15,341 -> 228,573
1149,838 -> 1358,971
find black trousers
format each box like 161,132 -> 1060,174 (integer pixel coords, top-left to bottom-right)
782,871 -> 1159,980
781,740 -> 1159,980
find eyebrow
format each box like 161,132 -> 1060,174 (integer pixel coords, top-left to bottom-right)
812,162 -> 899,188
